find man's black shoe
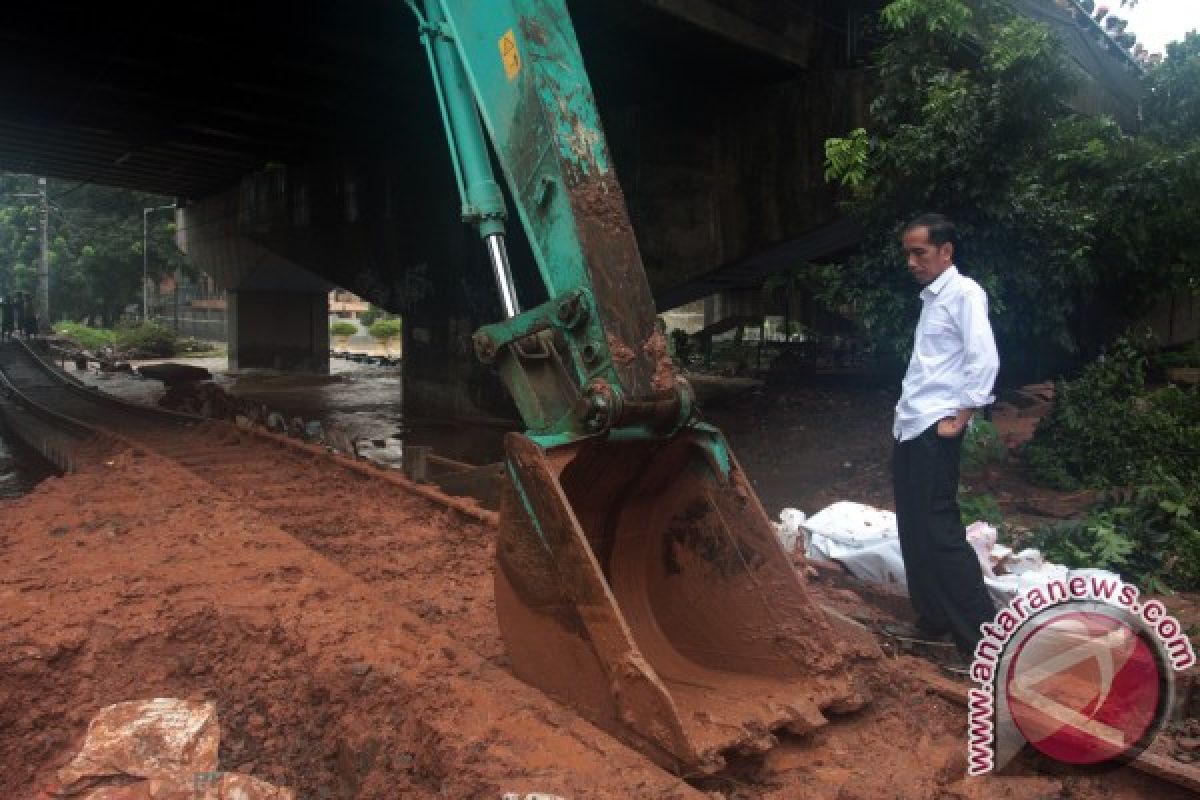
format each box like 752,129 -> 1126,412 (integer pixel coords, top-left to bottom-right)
939,652 -> 974,680
880,621 -> 950,643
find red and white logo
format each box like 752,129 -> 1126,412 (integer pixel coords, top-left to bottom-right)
1004,609 -> 1165,765
966,578 -> 1194,776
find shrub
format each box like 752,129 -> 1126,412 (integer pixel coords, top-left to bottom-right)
1022,334 -> 1200,489
368,318 -> 402,355
959,486 -> 1003,527
1030,471 -> 1200,592
115,323 -> 177,357
53,322 -> 116,351
330,321 -> 357,338
368,318 -> 401,341
962,419 -> 1006,472
1153,342 -> 1200,371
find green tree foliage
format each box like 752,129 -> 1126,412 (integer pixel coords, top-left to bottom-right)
368,318 -> 402,355
1096,33 -> 1200,310
329,320 -> 358,338
0,175 -> 186,325
1022,333 -> 1200,490
1031,472 -> 1200,592
1143,32 -> 1200,147
823,2 -> 1200,373
359,304 -> 386,326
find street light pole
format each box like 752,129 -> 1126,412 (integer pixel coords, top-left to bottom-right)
14,177 -> 49,329
37,178 -> 48,328
142,203 -> 175,323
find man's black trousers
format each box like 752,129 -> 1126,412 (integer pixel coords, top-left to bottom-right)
892,425 -> 996,655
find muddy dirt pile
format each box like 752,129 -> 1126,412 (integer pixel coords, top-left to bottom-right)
2,439 -> 1191,799
0,451 -> 698,799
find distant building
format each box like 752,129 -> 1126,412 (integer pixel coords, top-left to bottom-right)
329,289 -> 369,320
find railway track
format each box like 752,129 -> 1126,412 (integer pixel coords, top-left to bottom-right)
0,340 -> 504,661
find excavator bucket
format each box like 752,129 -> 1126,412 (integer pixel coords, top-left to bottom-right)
495,426 -> 869,772
405,0 -> 874,769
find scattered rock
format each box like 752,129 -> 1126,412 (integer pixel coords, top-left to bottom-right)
53,698 -> 294,799
57,698 -> 219,790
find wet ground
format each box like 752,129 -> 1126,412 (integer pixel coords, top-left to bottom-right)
3,356 -> 1197,798
72,355 -> 511,466
68,357 -> 898,516
0,423 -> 56,497
2,424 -> 1190,799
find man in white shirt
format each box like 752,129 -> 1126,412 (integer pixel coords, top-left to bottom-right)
890,213 -> 999,660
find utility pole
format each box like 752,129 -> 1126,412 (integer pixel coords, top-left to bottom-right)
37,177 -> 48,327
15,177 -> 50,328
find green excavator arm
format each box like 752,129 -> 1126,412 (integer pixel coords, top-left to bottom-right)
407,0 -> 870,772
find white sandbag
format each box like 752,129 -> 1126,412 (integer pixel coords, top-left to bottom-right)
797,502 -> 907,589
828,538 -> 909,589
803,501 -> 898,547
1003,548 -> 1046,575
965,521 -> 998,578
790,503 -> 1124,610
774,508 -> 808,555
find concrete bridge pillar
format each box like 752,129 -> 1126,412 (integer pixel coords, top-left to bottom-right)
227,289 -> 330,372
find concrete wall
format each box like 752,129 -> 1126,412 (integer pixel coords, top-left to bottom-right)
227,290 -> 329,372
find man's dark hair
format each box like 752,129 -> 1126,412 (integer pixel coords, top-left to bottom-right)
902,213 -> 957,249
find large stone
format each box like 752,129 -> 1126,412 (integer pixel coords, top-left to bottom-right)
53,699 -> 295,800
58,699 -> 219,791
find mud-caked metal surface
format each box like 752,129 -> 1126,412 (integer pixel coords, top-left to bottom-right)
495,430 -> 872,771
413,0 -> 871,769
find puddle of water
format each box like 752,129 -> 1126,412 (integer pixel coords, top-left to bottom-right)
75,356 -> 511,466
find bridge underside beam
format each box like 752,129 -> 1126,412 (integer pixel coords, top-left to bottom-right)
637,0 -> 814,68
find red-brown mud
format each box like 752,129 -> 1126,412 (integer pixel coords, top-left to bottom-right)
1,447 -> 697,799
641,330 -> 677,393
1,384 -> 1195,798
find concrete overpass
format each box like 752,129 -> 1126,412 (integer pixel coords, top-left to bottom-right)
0,0 -> 1140,420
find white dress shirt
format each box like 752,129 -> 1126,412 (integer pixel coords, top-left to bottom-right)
893,265 -> 999,442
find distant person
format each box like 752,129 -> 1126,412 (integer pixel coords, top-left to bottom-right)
11,292 -> 24,338
886,213 -> 999,668
21,294 -> 37,339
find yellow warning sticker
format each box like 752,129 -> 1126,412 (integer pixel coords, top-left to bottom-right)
499,29 -> 521,81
